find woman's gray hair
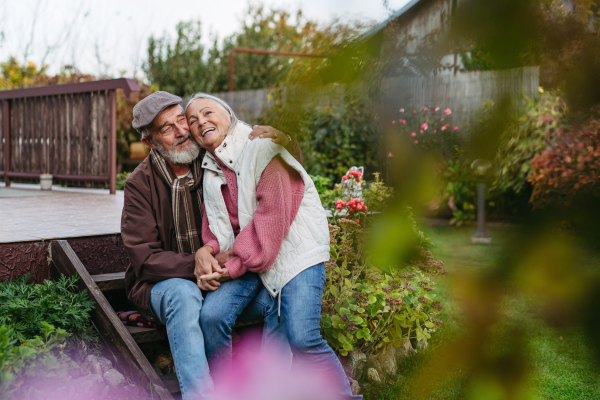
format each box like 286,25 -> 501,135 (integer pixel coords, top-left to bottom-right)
185,93 -> 245,136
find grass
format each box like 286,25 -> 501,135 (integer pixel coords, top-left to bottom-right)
362,224 -> 600,399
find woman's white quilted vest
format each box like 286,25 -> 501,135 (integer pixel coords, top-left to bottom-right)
202,124 -> 330,297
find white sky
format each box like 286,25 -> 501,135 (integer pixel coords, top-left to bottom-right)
0,0 -> 409,80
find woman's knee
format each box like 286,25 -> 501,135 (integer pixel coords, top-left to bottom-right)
287,325 -> 325,353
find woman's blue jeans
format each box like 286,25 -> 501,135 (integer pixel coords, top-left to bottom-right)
201,264 -> 362,400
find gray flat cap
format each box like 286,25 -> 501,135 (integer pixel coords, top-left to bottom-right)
132,91 -> 182,131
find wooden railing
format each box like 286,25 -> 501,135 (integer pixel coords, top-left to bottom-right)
0,79 -> 139,194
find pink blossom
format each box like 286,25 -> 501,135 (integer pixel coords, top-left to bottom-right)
453,126 -> 459,131
435,107 -> 440,112
433,130 -> 437,133
420,130 -> 423,134
411,132 -> 417,137
399,108 -> 404,113
445,123 -> 450,128
414,140 -> 419,144
441,126 -> 447,131
424,107 -> 429,111
399,119 -> 406,124
392,120 -> 396,124
421,123 -> 428,130
413,110 -> 417,113
444,108 -> 452,115
440,118 -> 445,122
388,152 -> 394,158
542,116 -> 548,123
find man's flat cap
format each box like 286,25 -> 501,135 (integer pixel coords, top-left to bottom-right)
132,91 -> 182,131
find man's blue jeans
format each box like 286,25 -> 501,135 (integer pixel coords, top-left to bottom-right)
202,264 -> 362,400
150,278 -> 213,400
151,276 -> 284,400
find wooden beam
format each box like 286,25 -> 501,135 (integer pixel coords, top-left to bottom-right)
109,90 -> 116,194
92,271 -> 126,291
50,240 -> 173,399
3,100 -> 10,187
0,78 -> 140,100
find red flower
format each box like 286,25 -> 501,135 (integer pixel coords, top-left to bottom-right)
355,219 -> 360,223
342,176 -> 348,180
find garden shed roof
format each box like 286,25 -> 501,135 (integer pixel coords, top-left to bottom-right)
360,0 -> 425,42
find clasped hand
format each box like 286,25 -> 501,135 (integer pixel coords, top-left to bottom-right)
194,246 -> 235,291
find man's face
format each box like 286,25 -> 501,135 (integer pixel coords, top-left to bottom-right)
186,98 -> 232,153
142,105 -> 199,165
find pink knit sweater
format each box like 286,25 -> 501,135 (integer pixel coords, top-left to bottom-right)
202,156 -> 305,279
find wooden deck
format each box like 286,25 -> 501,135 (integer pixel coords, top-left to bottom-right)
0,183 -> 122,243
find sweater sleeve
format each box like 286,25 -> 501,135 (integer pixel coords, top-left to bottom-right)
201,202 -> 220,255
225,156 -> 305,279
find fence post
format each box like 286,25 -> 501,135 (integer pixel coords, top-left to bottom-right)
109,90 -> 116,194
3,100 -> 10,187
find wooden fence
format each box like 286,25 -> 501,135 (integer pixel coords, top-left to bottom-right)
380,66 -> 540,126
209,67 -> 539,127
0,79 -> 139,194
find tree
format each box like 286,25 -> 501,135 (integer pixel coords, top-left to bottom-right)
144,5 -> 368,94
144,20 -> 212,97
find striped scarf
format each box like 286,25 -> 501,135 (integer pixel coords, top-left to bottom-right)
149,149 -> 204,254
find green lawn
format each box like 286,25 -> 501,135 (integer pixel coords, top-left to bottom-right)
363,224 -> 600,399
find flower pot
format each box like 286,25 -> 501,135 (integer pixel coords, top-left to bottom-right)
40,174 -> 53,191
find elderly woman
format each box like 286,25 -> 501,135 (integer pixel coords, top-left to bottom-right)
186,93 -> 360,399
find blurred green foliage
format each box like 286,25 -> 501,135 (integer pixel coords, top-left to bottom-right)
0,322 -> 73,399
438,148 -> 477,227
116,171 -> 132,191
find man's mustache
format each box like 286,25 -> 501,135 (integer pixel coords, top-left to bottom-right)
172,132 -> 192,149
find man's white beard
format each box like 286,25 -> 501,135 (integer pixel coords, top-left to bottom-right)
155,133 -> 200,165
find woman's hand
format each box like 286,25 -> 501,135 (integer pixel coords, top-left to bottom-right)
194,246 -> 222,291
200,268 -> 231,283
249,125 -> 291,147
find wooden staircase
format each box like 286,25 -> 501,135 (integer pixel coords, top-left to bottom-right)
51,240 -> 178,399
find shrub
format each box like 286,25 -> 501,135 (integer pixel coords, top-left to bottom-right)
493,92 -> 567,195
320,177 -> 444,356
0,322 -> 73,399
0,275 -> 97,356
438,147 -> 478,226
390,106 -> 460,160
529,119 -> 600,207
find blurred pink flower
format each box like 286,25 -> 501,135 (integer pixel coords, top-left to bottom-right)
433,130 -> 437,133
399,119 -> 406,124
435,107 -> 440,112
411,132 -> 417,137
421,123 -> 428,130
392,120 -> 396,124
388,152 -> 394,158
542,116 -> 548,123
414,140 -> 419,144
444,108 -> 452,115
441,126 -> 447,131
419,130 -> 423,134
440,118 -> 445,122
413,110 -> 417,113
399,108 -> 404,112
453,126 -> 459,131
424,107 -> 429,111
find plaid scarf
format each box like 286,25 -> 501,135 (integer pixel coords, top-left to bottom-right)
149,149 -> 204,254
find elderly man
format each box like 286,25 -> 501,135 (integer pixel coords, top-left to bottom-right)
121,91 -> 298,400
186,93 -> 361,399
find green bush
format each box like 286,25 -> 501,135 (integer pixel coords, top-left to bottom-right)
116,172 -> 132,191
320,177 -> 444,356
438,147 -> 478,226
0,322 -> 73,399
0,275 -> 97,355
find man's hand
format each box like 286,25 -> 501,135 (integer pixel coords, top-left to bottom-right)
194,246 -> 222,291
214,250 -> 235,269
249,125 -> 291,147
200,268 -> 231,283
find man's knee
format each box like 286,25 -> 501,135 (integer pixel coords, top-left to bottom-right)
155,279 -> 203,307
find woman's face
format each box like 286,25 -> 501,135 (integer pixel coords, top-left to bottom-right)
186,98 -> 232,153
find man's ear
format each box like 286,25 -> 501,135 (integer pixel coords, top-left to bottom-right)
142,136 -> 157,150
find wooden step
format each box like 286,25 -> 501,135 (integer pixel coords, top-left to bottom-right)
125,325 -> 164,344
160,373 -> 180,394
92,271 -> 126,291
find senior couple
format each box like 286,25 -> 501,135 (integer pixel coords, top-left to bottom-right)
121,91 -> 360,399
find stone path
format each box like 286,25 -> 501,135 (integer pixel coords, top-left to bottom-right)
0,183 -> 123,243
